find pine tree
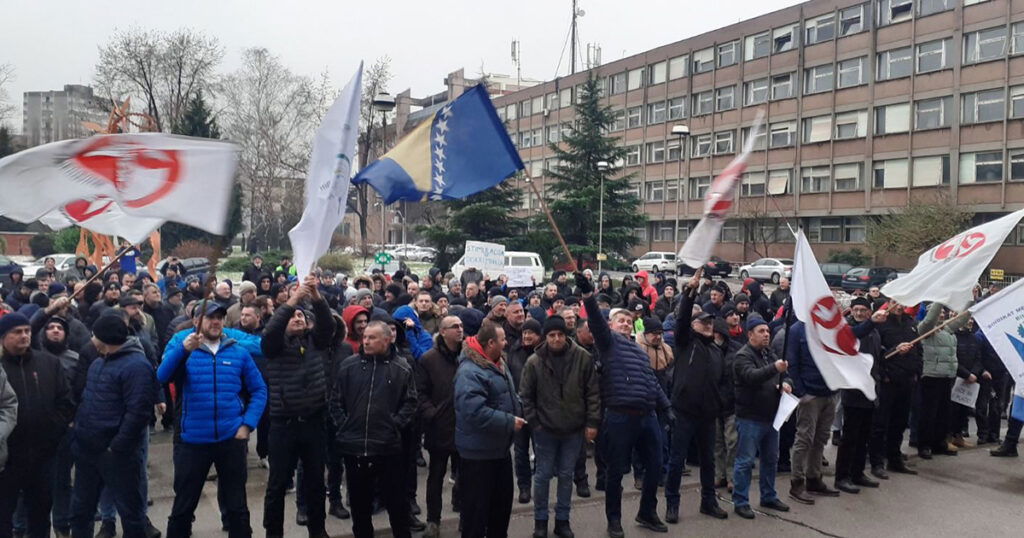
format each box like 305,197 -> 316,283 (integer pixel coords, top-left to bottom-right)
0,124 -> 14,158
544,75 -> 645,267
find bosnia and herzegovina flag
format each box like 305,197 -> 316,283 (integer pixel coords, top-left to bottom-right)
352,84 -> 524,203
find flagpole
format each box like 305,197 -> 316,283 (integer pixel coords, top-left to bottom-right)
883,309 -> 971,359
527,177 -> 577,273
70,243 -> 137,300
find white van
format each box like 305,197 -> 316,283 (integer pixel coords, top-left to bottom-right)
450,251 -> 545,286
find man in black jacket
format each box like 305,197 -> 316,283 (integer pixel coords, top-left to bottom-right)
869,304 -> 920,478
260,275 -> 335,538
243,255 -> 270,285
507,318 -> 542,503
664,274 -> 730,524
730,318 -> 793,519
331,321 -> 417,538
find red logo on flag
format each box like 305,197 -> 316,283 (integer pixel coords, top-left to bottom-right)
932,232 -> 986,261
809,296 -> 859,356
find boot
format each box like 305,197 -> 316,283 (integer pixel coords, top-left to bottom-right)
852,474 -> 880,488
607,519 -> 625,538
145,518 -> 162,538
296,507 -> 308,526
887,460 -> 918,475
788,478 -> 815,504
409,514 -> 426,532
519,488 -> 532,504
576,482 -> 591,498
665,505 -> 679,524
635,512 -> 668,533
990,444 -> 1019,457
95,521 -> 116,538
533,519 -> 548,538
423,522 -> 441,538
554,519 -> 575,538
329,500 -> 351,519
870,465 -> 890,480
951,433 -> 966,447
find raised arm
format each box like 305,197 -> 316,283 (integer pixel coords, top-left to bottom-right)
577,273 -> 612,350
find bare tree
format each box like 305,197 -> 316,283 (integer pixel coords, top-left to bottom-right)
0,64 -> 15,124
348,56 -> 393,255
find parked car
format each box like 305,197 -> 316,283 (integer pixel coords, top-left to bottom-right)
21,253 -> 78,277
820,263 -> 854,288
630,252 -> 676,273
738,258 -> 794,284
450,251 -> 545,285
677,255 -> 732,277
394,245 -> 437,262
155,257 -> 212,276
842,266 -> 898,292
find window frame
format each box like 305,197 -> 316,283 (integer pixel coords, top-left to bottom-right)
840,4 -> 866,36
624,144 -> 642,166
835,110 -> 867,139
718,41 -> 740,67
833,162 -> 863,191
773,24 -> 798,54
646,140 -> 666,163
874,103 -> 911,134
801,165 -> 831,193
837,56 -> 866,88
692,90 -> 714,116
715,86 -> 736,111
962,88 -> 1006,124
912,155 -> 951,186
713,130 -> 735,155
805,13 -> 837,45
693,48 -> 715,74
877,46 -> 913,80
964,27 -> 1008,65
745,32 -> 771,61
647,101 -> 667,124
626,105 -> 643,129
916,38 -> 950,73
872,158 -> 910,188
691,134 -> 713,157
803,115 -> 833,144
745,77 -> 769,105
913,96 -> 951,130
769,121 -> 797,148
804,64 -> 835,94
770,73 -> 795,100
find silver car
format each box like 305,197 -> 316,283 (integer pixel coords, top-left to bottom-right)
738,258 -> 794,284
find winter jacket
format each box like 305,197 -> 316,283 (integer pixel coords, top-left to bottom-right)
29,308 -> 91,354
416,336 -> 462,452
785,322 -> 837,398
261,300 -> 334,417
157,331 -> 267,444
143,301 -> 177,351
330,345 -> 417,457
955,327 -> 983,380
637,336 -> 674,395
744,280 -> 773,321
341,305 -> 369,351
243,264 -> 270,285
877,313 -> 923,381
505,339 -> 534,393
582,294 -> 671,413
654,296 -> 677,321
920,302 -> 969,379
393,305 -> 435,360
769,287 -> 790,313
72,339 -> 158,454
520,341 -> 600,437
634,271 -> 659,312
1,348 -> 74,457
671,291 -> 727,420
732,343 -> 791,423
0,367 -> 17,472
844,318 -> 883,409
454,337 -> 521,460
461,268 -> 484,288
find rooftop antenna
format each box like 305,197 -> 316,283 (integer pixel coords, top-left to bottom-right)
571,0 -> 586,74
586,43 -> 602,69
511,39 -> 521,89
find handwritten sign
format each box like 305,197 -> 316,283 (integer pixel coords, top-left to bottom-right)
463,241 -> 505,274
950,377 -> 981,408
506,266 -> 534,288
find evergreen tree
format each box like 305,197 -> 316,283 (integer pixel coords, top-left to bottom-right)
0,125 -> 14,158
543,75 -> 645,267
417,182 -> 525,271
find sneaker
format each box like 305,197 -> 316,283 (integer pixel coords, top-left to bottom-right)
607,519 -> 625,538
95,521 -> 116,538
635,513 -> 668,533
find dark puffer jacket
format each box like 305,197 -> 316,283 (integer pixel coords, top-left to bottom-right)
416,335 -> 462,452
672,291 -> 727,420
519,341 -> 601,436
1,348 -> 74,457
330,345 -> 417,457
454,339 -> 521,460
732,343 -> 791,423
261,299 -> 334,418
877,313 -> 923,381
785,322 -> 836,398
844,318 -> 882,409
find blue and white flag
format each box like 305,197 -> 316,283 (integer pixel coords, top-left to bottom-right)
970,277 -> 1024,401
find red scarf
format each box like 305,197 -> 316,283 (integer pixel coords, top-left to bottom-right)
466,336 -> 501,368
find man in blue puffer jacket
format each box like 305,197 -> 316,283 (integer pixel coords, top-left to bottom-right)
157,301 -> 267,538
393,305 -> 434,360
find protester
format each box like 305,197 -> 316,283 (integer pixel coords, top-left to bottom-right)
770,278 -> 790,313
916,302 -> 970,459
0,365 -> 15,475
243,255 -> 270,285
871,304 -> 921,478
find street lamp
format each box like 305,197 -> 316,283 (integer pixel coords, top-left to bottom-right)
596,160 -> 610,272
371,92 -> 396,252
671,124 -> 690,255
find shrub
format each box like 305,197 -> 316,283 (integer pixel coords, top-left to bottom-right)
827,248 -> 870,267
219,256 -> 252,272
170,240 -> 219,263
29,234 -> 55,257
317,252 -> 353,273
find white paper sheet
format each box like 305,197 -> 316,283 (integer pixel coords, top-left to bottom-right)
773,392 -> 800,431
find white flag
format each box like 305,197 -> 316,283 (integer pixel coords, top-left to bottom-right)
289,63 -> 363,278
791,229 -> 877,400
970,278 -> 1024,399
679,110 -> 765,269
881,208 -> 1024,312
39,202 -> 164,244
0,133 -> 238,235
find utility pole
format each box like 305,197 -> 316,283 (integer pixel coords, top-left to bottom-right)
570,0 -> 578,74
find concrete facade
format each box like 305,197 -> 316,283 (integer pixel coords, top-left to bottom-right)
22,84 -> 108,147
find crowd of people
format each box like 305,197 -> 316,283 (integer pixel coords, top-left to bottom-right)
0,252 -> 1018,538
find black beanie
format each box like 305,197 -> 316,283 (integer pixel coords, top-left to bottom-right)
92,314 -> 129,346
543,315 -> 567,336
522,318 -> 542,335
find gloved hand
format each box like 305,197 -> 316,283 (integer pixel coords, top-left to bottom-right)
575,272 -> 593,295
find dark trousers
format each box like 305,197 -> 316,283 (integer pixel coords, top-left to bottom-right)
326,437 -> 345,504
402,423 -> 421,505
573,440 -> 589,487
167,438 -> 251,538
264,414 -> 327,536
426,448 -> 460,524
255,407 -> 271,459
345,454 -> 410,538
1005,417 -> 1023,444
594,428 -> 607,489
602,410 -> 662,522
0,450 -> 55,538
917,377 -> 953,451
835,406 -> 873,482
459,456 -> 513,538
870,378 -> 915,467
69,447 -> 146,538
777,415 -> 796,467
977,377 -> 1006,441
513,426 -> 533,491
665,413 -> 716,510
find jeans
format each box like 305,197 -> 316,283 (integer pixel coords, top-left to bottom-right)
602,409 -> 663,522
264,414 -> 327,536
732,418 -> 779,508
791,394 -> 837,481
532,430 -> 583,521
99,428 -> 150,523
69,446 -> 146,538
665,412 -> 717,510
0,449 -> 56,538
918,377 -> 953,451
870,377 -> 915,467
459,456 -> 513,538
345,454 -> 410,538
713,415 -> 737,483
426,449 -> 461,524
513,425 -> 533,491
835,406 -> 873,482
167,438 -> 251,538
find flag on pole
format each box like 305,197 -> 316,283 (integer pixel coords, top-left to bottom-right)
791,228 -> 877,400
881,208 -> 1024,311
0,133 -> 238,236
288,63 -> 363,278
39,203 -> 164,244
352,84 -> 523,203
970,277 -> 1024,401
678,109 -> 765,269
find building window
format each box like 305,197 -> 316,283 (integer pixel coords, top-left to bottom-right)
692,90 -> 713,116
1013,22 -> 1024,55
560,122 -> 573,140
771,73 -> 795,100
1010,86 -> 1024,118
668,96 -> 686,120
667,140 -> 683,161
718,41 -> 739,67
1010,151 -> 1024,180
840,4 -> 866,36
627,68 -> 644,91
652,221 -> 676,242
770,121 -> 796,148
805,13 -> 836,45
768,169 -> 791,194
918,0 -> 953,16
714,131 -> 735,154
805,64 -> 834,94
691,134 -> 712,157
531,129 -> 542,146
834,163 -> 863,191
646,141 -> 666,163
645,181 -> 665,202
546,125 -> 559,144
914,96 -> 952,129
745,32 -> 771,61
962,89 -> 1005,124
912,155 -> 951,186
803,115 -> 833,143
530,160 -> 544,178
819,218 -> 844,242
801,166 -> 831,193
721,222 -> 741,242
877,47 -> 913,80
873,158 -> 909,188
878,0 -> 914,26
741,172 -> 766,196
690,176 -> 711,199
693,48 -> 715,73
649,61 -> 667,85
959,151 -> 1003,183
647,101 -> 667,124
745,78 -> 769,105
964,27 -> 1007,64
844,217 -> 867,243
532,96 -> 544,115
624,144 -> 642,166
874,103 -> 910,134
665,180 -> 679,201
559,88 -> 572,108
518,132 -> 530,148
546,92 -> 559,111
916,39 -> 950,73
716,86 -> 736,111
610,72 -> 627,94
742,125 -> 767,150
773,24 -> 798,53
610,109 -> 626,132
837,57 -> 866,88
835,110 -> 868,139
627,105 -> 643,128
635,225 -> 648,242
668,55 -> 689,79
677,221 -> 691,240
506,104 -> 517,120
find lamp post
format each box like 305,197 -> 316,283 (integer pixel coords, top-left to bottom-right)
371,92 -> 396,250
596,160 -> 609,272
671,124 -> 690,255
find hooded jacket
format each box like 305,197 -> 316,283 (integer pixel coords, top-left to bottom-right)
743,279 -> 773,320
454,337 -> 521,460
1,346 -> 74,457
393,305 -> 435,360
519,341 -> 600,437
634,271 -> 659,311
0,367 -> 17,471
342,305 -> 369,352
844,317 -> 883,409
261,299 -> 334,417
416,335 -> 462,451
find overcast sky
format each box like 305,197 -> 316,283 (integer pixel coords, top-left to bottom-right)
2,0 -> 800,131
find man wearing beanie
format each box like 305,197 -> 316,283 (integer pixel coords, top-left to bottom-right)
731,317 -> 793,519
519,315 -> 600,538
69,313 -> 159,538
0,312 -> 74,537
486,295 -> 509,323
225,281 -> 258,328
508,316 -> 542,503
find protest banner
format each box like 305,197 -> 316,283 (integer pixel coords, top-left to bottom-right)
463,240 -> 505,275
